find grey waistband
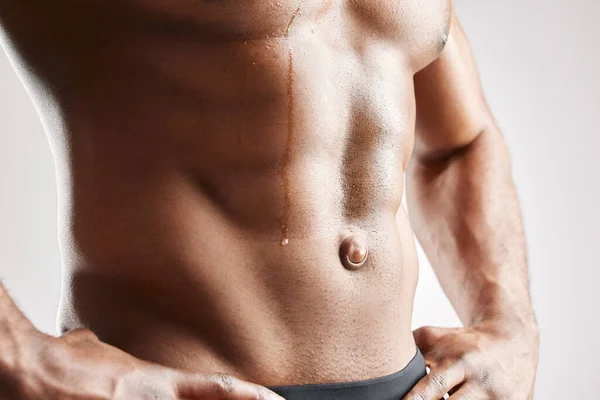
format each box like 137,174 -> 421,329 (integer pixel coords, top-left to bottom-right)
267,349 -> 426,400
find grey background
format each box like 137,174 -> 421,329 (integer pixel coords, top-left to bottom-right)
0,0 -> 597,398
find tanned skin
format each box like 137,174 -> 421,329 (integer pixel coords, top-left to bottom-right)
0,0 -> 538,399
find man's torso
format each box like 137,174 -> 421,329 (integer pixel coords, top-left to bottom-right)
0,0 -> 450,386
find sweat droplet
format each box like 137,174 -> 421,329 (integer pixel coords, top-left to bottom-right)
279,0 -> 304,247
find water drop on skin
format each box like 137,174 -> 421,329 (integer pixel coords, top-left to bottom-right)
279,0 -> 304,247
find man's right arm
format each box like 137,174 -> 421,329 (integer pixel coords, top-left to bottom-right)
0,283 -> 37,396
0,282 -> 284,400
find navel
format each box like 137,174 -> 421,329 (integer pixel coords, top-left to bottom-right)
339,235 -> 369,270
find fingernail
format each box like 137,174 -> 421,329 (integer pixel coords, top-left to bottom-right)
269,392 -> 285,400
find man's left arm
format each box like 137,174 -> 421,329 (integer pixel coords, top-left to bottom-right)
404,13 -> 539,400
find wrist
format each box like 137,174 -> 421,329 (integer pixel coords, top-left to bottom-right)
465,283 -> 538,338
474,313 -> 539,344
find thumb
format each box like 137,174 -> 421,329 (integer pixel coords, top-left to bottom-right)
175,373 -> 285,400
413,326 -> 449,351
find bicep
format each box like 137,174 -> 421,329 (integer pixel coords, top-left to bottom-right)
413,14 -> 493,161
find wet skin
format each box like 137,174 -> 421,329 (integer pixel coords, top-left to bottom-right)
0,0 -> 451,386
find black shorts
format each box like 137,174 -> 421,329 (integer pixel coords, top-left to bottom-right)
267,349 -> 426,400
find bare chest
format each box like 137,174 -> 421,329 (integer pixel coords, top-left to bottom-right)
133,0 -> 452,65
1,0 -> 451,68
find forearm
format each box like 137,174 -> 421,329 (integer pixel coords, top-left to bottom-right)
407,126 -> 536,332
0,282 -> 38,391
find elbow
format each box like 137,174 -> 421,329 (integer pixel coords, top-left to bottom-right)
411,122 -> 503,167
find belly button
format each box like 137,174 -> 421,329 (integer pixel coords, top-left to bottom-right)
339,235 -> 369,270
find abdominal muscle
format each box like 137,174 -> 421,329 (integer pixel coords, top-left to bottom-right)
51,68 -> 422,391
57,164 -> 420,386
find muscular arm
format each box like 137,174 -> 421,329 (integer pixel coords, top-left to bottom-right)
408,16 -> 535,331
404,14 -> 539,400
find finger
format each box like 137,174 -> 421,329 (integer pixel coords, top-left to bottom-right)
175,373 -> 285,400
403,362 -> 466,400
447,384 -> 485,400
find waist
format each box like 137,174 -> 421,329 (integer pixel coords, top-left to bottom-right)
268,349 -> 426,400
57,221 -> 419,384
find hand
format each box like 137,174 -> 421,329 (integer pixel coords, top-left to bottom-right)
7,329 -> 284,400
403,320 -> 539,400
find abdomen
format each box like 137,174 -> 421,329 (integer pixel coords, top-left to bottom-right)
2,0 -> 425,385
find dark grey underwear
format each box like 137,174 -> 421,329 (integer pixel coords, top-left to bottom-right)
267,349 -> 426,400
